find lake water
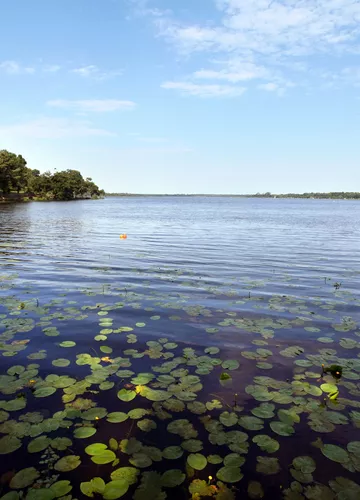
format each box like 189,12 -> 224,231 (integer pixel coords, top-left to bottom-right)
1,197 -> 360,500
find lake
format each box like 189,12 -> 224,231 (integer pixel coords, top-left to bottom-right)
1,197 -> 360,500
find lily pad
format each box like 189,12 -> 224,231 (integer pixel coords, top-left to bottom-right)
103,481 -> 129,500
187,453 -> 207,471
216,467 -> 244,483
54,455 -> 81,472
322,444 -> 349,463
10,468 -> 40,489
107,412 -> 129,424
163,446 -> 184,460
161,470 -> 185,487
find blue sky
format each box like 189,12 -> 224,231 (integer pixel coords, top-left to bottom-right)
0,0 -> 359,194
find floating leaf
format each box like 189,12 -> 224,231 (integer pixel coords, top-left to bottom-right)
52,359 -> 70,367
270,421 -> 295,436
54,455 -> 81,472
208,454 -> 223,464
256,456 -> 281,475
137,419 -> 157,432
10,468 -> 40,489
321,444 -> 350,464
239,416 -> 264,431
129,453 -> 152,468
110,467 -> 140,485
74,427 -> 96,439
224,453 -> 245,467
0,435 -> 21,454
163,446 -> 184,460
27,436 -> 51,453
33,387 -> 56,398
216,467 -> 243,483
220,412 -> 238,427
103,481 -> 129,500
107,412 -> 129,424
50,480 -> 72,497
222,360 -> 240,370
161,470 -> 186,487
248,481 -> 264,499
292,456 -> 316,474
253,435 -> 279,453
187,453 -> 207,471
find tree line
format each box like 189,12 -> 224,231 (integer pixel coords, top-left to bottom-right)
252,192 -> 360,199
0,149 -> 104,201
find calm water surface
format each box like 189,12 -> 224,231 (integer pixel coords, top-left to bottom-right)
0,197 -> 360,499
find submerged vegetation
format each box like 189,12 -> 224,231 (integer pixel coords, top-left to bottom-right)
0,260 -> 360,500
0,149 -> 104,201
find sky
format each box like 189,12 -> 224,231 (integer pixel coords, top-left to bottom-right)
0,0 -> 360,194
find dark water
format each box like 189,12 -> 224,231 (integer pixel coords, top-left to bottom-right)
1,197 -> 360,500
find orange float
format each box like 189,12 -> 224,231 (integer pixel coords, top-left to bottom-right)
119,234 -> 127,239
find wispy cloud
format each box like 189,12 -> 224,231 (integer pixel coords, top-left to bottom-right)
138,0 -> 360,94
161,81 -> 246,97
0,117 -> 115,139
43,65 -> 61,73
47,99 -> 136,112
0,61 -> 35,75
71,65 -> 122,80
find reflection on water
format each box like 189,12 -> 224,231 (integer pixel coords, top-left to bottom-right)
0,197 -> 360,499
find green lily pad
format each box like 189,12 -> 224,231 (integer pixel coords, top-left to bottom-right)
239,416 -> 264,431
117,389 -> 137,402
270,421 -> 295,436
74,427 -> 96,439
103,481 -> 129,500
33,387 -> 56,398
28,436 -> 51,453
208,454 -> 223,464
222,360 -> 240,370
107,412 -> 129,424
0,435 -> 22,454
137,419 -> 157,432
54,455 -> 81,472
248,481 -> 264,499
216,467 -> 244,483
91,450 -> 117,465
181,439 -> 203,452
322,444 -> 349,463
253,435 -> 280,453
219,411 -> 238,427
292,456 -> 316,474
224,453 -> 245,467
187,453 -> 207,471
161,470 -> 185,487
110,467 -> 140,485
129,453 -> 152,468
163,446 -> 184,460
59,341 -> 76,348
52,358 -> 70,367
256,456 -> 281,475
10,468 -> 40,489
26,489 -> 55,500
321,383 -> 338,393
50,480 -> 72,497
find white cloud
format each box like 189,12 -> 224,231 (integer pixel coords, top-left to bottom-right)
71,65 -> 122,80
47,99 -> 136,112
140,0 -> 360,93
0,117 -> 115,139
43,65 -> 61,73
161,81 -> 246,97
0,61 -> 35,75
258,83 -> 279,92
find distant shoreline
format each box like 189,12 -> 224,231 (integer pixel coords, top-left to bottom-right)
105,192 -> 360,200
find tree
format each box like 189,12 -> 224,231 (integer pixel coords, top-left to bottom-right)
1,149 -> 104,200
